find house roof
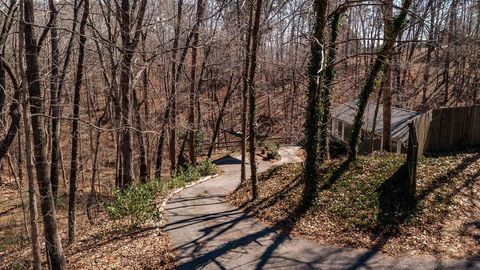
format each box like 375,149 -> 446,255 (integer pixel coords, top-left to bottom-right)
331,100 -> 421,142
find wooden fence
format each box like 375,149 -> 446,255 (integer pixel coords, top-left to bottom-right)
413,105 -> 480,154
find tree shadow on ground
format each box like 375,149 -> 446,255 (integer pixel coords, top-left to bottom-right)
376,163 -> 416,234
174,152 -> 480,269
350,152 -> 480,269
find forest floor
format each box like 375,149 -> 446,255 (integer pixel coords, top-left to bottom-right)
0,153 -> 223,269
0,183 -> 176,270
229,150 -> 480,262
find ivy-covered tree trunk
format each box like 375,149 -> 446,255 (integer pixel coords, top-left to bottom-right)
319,12 -> 342,161
303,0 -> 328,206
348,0 -> 413,161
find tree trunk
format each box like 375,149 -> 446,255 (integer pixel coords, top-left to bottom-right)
68,0 -> 88,244
133,87 -> 148,182
0,2 -> 19,162
303,0 -> 328,206
247,0 -> 264,200
188,0 -> 206,165
0,60 -> 21,161
320,11 -> 341,161
241,2 -> 253,182
421,0 -> 436,112
48,0 -> 61,201
348,0 -> 413,161
155,105 -> 170,179
23,0 -> 66,267
382,0 -> 393,152
18,2 -> 41,267
169,0 -> 183,175
118,0 -> 148,187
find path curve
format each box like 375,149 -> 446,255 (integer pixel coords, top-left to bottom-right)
165,147 -> 478,269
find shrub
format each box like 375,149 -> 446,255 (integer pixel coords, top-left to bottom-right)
105,160 -> 217,227
104,181 -> 163,228
196,159 -> 218,176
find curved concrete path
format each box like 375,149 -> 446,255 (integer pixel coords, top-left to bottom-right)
164,147 -> 479,269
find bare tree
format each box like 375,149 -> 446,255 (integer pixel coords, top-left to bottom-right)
22,0 -> 66,267
68,0 -> 89,244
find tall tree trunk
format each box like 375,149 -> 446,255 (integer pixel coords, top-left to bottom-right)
18,2 -> 41,267
443,0 -> 459,105
68,0 -> 88,244
133,87 -> 148,182
0,60 -> 20,161
188,0 -> 206,165
382,0 -> 393,152
169,0 -> 183,175
23,0 -> 66,268
241,2 -> 253,182
0,2 -> 18,162
348,0 -> 413,161
119,1 -> 134,188
247,0 -> 263,200
47,0 -> 61,201
319,11 -> 341,161
155,105 -> 170,179
117,0 -> 148,187
303,0 -> 328,206
421,0 -> 436,112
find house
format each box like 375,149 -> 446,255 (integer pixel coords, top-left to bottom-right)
330,100 -> 421,154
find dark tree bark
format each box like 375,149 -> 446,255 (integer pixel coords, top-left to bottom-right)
117,0 -> 148,187
155,105 -> 170,179
0,2 -> 18,162
68,0 -> 89,244
48,0 -> 61,201
241,1 -> 253,182
303,0 -> 328,206
18,2 -> 41,267
23,0 -> 66,267
382,0 -> 393,152
0,2 -> 16,112
133,87 -> 148,182
169,0 -> 183,175
319,11 -> 342,161
0,60 -> 20,161
421,0 -> 436,112
188,0 -> 206,165
443,0 -> 459,106
247,0 -> 264,200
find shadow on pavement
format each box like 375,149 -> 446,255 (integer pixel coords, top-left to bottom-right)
171,152 -> 480,269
